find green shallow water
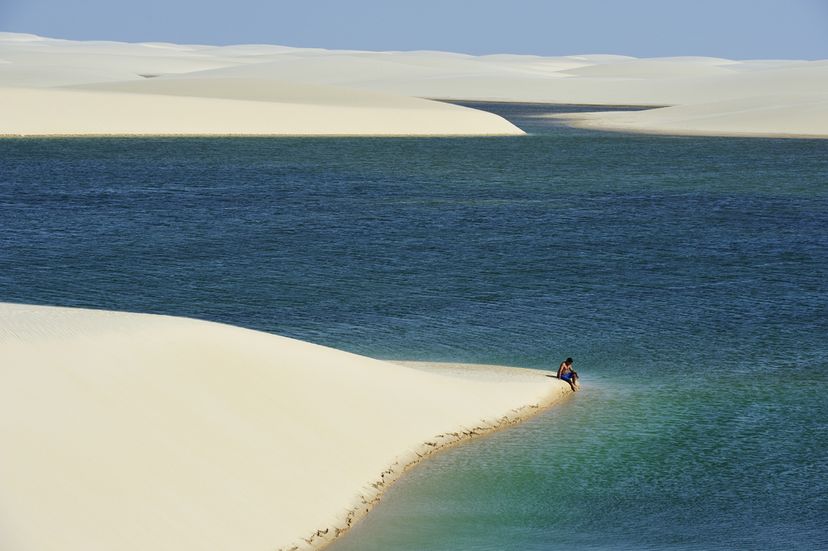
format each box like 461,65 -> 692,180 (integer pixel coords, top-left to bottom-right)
331,374 -> 827,550
0,104 -> 826,549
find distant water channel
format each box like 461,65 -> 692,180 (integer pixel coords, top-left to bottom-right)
1,104 -> 826,550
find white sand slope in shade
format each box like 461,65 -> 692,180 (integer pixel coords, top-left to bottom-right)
0,303 -> 570,551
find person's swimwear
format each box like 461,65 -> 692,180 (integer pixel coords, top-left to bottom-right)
560,372 -> 574,382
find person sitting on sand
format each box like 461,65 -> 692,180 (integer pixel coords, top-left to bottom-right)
557,357 -> 579,391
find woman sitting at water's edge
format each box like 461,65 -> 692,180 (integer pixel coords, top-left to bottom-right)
557,357 -> 579,391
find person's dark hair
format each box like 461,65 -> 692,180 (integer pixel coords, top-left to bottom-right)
565,358 -> 573,365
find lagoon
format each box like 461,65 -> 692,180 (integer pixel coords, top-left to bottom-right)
1,105 -> 826,549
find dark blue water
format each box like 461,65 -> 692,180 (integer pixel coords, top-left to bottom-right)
1,105 -> 826,549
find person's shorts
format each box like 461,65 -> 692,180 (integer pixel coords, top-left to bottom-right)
561,372 -> 574,382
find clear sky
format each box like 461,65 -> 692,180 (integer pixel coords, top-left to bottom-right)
1,0 -> 827,59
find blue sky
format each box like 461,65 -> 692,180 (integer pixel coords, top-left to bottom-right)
1,0 -> 827,59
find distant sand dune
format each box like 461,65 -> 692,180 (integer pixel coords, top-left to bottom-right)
68,77 -> 463,108
0,303 -> 570,550
555,94 -> 828,138
0,33 -> 526,136
559,58 -> 739,78
1,32 -> 824,137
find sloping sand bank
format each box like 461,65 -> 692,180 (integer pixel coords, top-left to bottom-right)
0,303 -> 570,551
0,85 -> 522,136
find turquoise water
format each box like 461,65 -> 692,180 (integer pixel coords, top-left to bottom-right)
1,105 -> 826,549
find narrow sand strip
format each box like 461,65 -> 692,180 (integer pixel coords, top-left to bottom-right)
0,303 -> 570,551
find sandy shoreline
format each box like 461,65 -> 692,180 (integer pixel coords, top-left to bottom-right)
308,362 -> 570,551
0,303 -> 571,551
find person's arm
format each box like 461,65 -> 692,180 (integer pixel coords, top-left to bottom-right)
557,362 -> 565,378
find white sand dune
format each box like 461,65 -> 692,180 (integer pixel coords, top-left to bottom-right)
553,94 -> 828,138
0,50 -> 235,76
0,85 -> 522,136
68,77 -> 464,107
0,303 -> 570,551
0,33 -> 523,136
0,30 -> 824,137
559,58 -> 739,78
0,65 -> 140,87
350,62 -> 827,107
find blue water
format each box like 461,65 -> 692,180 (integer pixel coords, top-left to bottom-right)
1,104 -> 826,549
